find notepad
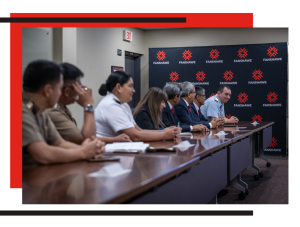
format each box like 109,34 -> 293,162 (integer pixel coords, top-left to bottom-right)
105,142 -> 149,153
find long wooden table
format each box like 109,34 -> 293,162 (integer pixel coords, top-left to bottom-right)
22,121 -> 273,204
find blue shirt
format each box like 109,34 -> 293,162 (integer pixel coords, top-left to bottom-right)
200,95 -> 225,122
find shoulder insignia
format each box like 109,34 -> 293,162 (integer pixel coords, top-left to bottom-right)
26,102 -> 33,109
215,98 -> 219,102
113,98 -> 121,105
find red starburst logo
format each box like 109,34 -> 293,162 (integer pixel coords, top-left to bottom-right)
209,49 -> 219,60
182,50 -> 192,60
267,46 -> 278,58
238,92 -> 248,103
225,114 -> 231,119
267,92 -> 278,103
252,115 -> 262,122
252,69 -> 263,80
169,71 -> 179,82
237,48 -> 248,59
269,137 -> 277,148
210,93 -> 217,97
223,70 -> 234,81
196,71 -> 206,81
156,51 -> 166,61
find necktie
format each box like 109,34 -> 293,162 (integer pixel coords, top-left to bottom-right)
188,106 -> 191,112
171,108 -> 174,115
198,109 -> 200,116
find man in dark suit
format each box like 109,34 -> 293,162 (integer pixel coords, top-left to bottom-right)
162,82 -> 207,132
173,82 -> 210,130
191,86 -> 218,128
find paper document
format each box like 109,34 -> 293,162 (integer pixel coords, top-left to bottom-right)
173,140 -> 195,151
178,132 -> 192,136
251,121 -> 259,126
105,142 -> 149,152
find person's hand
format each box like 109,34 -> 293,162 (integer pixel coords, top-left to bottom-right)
201,125 -> 209,132
163,127 -> 177,140
174,127 -> 182,134
230,116 -> 239,124
81,136 -> 105,159
163,126 -> 181,135
114,133 -> 131,142
192,124 -> 203,132
72,82 -> 94,107
210,119 -> 218,128
219,117 -> 225,125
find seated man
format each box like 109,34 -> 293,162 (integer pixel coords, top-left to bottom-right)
22,60 -> 104,165
200,85 -> 238,125
173,82 -> 209,131
191,86 -> 218,128
162,82 -> 205,132
47,63 -> 130,145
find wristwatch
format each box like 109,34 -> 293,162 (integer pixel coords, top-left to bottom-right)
84,104 -> 94,112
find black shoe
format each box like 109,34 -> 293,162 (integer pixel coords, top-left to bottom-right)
217,189 -> 229,198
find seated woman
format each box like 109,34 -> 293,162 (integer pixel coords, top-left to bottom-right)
133,87 -> 167,130
95,71 -> 180,142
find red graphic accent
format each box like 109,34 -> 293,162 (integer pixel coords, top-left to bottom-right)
156,51 -> 166,61
182,50 -> 192,60
252,115 -> 262,123
169,71 -> 179,82
225,114 -> 231,119
210,92 -> 217,97
209,49 -> 219,59
237,48 -> 248,59
237,92 -> 248,103
223,70 -> 234,81
252,69 -> 263,80
196,71 -> 206,81
267,46 -> 278,58
267,92 -> 278,103
269,137 -> 277,148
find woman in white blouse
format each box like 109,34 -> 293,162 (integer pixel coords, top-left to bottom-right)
95,71 -> 179,142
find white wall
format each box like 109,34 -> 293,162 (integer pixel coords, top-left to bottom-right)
65,27 -> 146,129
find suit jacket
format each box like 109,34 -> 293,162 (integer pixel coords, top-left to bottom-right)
174,98 -> 210,128
134,108 -> 157,130
190,103 -> 210,128
162,102 -> 191,132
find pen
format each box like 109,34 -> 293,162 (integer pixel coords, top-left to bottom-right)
177,122 -> 180,127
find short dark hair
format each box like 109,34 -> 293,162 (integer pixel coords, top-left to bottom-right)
218,85 -> 231,93
23,60 -> 62,93
195,86 -> 205,97
99,71 -> 131,96
59,62 -> 84,82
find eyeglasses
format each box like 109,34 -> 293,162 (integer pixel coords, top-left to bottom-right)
199,95 -> 206,98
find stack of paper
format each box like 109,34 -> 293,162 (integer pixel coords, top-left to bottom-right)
214,131 -> 228,139
173,141 -> 195,151
105,142 -> 149,153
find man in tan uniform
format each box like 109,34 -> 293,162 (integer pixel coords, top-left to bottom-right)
47,63 -> 131,144
22,60 -> 105,165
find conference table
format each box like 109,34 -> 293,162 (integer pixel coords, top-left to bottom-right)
22,121 -> 273,204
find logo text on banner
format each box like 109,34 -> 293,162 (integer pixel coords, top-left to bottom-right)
179,50 -> 195,64
234,92 -> 252,107
263,92 -> 282,107
206,49 -> 223,63
234,48 -> 252,63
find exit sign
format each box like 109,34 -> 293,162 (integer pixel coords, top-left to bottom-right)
123,30 -> 133,41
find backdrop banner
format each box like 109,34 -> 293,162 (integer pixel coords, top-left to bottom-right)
149,42 -> 288,155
